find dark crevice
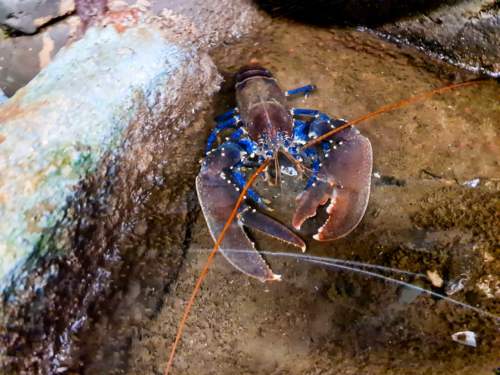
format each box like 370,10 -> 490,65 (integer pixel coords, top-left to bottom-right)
255,0 -> 456,26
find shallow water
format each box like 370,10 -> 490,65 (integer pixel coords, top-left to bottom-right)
104,17 -> 499,375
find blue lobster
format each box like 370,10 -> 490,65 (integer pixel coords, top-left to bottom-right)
196,65 -> 372,282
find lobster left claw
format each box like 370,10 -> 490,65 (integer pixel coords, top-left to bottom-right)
196,144 -> 305,282
292,126 -> 373,241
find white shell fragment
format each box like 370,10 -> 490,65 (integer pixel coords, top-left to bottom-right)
463,178 -> 480,188
451,331 -> 477,347
445,276 -> 467,296
426,270 -> 444,288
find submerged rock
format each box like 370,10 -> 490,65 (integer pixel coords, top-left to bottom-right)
256,0 -> 500,76
377,0 -> 500,76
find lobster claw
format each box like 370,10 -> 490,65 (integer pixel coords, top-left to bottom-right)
292,127 -> 373,241
196,144 -> 305,282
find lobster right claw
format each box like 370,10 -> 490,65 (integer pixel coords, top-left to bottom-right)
292,126 -> 373,241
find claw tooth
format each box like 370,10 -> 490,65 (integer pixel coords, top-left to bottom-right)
326,199 -> 336,214
271,273 -> 282,282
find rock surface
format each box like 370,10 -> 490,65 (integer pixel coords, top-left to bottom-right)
0,0 -> 261,96
0,16 -> 81,96
0,2 -> 260,371
0,0 -> 75,34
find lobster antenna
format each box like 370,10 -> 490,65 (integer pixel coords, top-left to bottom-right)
164,159 -> 271,375
190,248 -> 499,322
304,258 -> 499,321
274,151 -> 281,187
191,247 -> 425,277
304,79 -> 488,149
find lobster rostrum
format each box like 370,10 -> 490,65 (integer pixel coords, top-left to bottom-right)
196,65 -> 373,282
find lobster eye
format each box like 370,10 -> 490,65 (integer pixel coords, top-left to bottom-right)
235,65 -> 273,84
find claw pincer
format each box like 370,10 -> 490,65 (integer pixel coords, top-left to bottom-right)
196,66 -> 372,281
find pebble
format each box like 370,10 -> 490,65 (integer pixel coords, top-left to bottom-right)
426,270 -> 443,288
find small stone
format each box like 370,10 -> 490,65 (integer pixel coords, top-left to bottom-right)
426,270 -> 443,288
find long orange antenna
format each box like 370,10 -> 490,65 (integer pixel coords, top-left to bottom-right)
304,79 -> 487,149
164,159 -> 271,375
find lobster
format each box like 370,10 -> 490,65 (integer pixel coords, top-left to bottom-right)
196,65 -> 373,282
165,67 -> 488,375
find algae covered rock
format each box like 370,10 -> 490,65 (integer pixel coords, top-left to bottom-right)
0,8 -> 221,372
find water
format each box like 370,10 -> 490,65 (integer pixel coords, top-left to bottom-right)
91,17 -> 499,375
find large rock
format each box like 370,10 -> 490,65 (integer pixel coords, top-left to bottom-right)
0,3 -> 259,371
377,0 -> 500,76
0,0 -> 75,34
256,0 -> 499,76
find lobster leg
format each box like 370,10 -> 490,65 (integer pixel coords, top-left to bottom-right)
214,107 -> 239,122
292,119 -> 309,145
292,119 -> 373,241
285,84 -> 316,97
205,115 -> 241,154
